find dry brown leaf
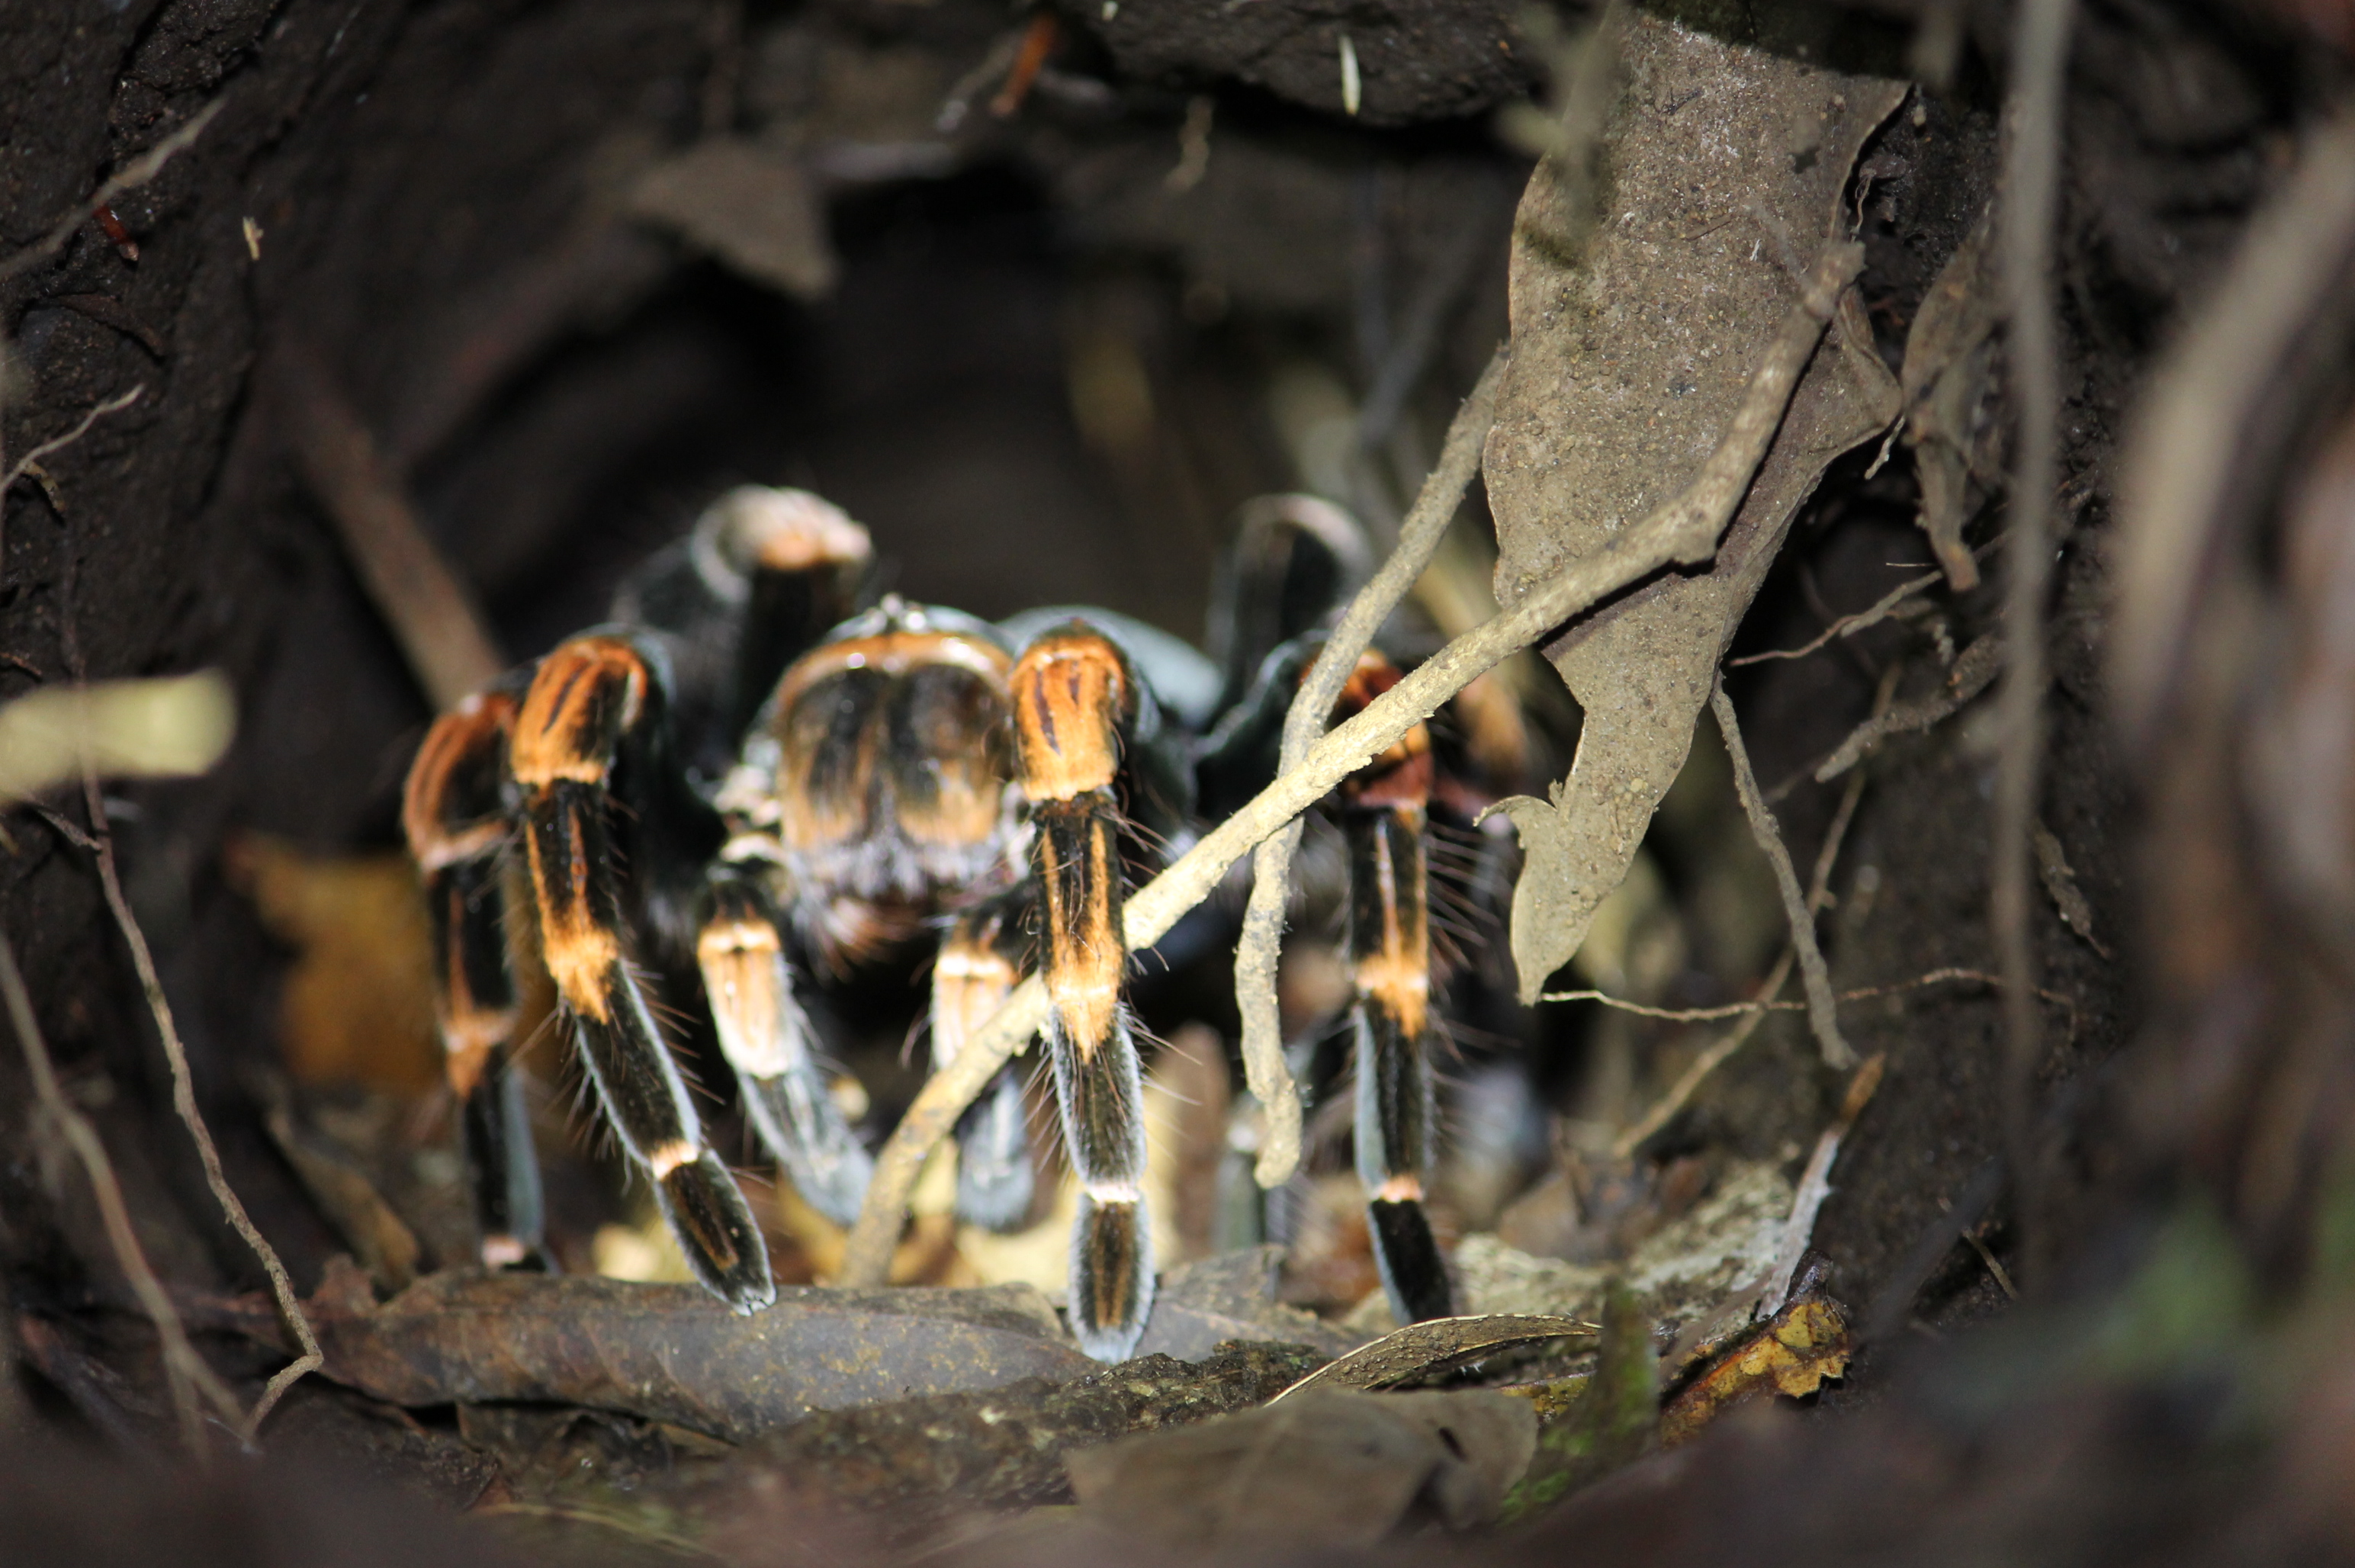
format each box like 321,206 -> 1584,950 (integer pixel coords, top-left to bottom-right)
1273,1313 -> 1597,1400
1065,1387 -> 1536,1549
223,834 -> 441,1094
1136,1245 -> 1361,1361
1483,18 -> 1907,1001
1658,1290 -> 1851,1445
626,137 -> 837,300
2035,818 -> 2113,958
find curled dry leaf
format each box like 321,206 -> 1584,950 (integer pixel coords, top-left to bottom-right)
1065,1387 -> 1537,1549
1481,17 -> 1908,1001
626,137 -> 838,300
1901,204 -> 2007,592
1659,1289 -> 1852,1445
1271,1313 -> 1598,1401
2034,818 -> 2112,958
189,1264 -> 1092,1442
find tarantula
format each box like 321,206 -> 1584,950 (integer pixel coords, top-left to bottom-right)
401,484 -> 1486,1359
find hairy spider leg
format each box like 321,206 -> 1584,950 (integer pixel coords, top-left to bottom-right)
1014,628 -> 1154,1360
933,892 -> 1036,1229
402,687 -> 547,1270
695,873 -> 875,1228
618,486 -> 879,785
1332,651 -> 1455,1324
510,636 -> 775,1313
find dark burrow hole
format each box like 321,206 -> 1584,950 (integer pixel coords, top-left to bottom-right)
5,0 -> 2232,1531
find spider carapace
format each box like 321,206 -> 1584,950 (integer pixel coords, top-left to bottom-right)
402,485 -> 1475,1360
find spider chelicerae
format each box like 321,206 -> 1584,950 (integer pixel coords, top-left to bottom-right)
402,484 -> 1502,1360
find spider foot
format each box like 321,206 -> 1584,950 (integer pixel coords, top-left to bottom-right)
1070,1187 -> 1152,1361
655,1147 -> 777,1313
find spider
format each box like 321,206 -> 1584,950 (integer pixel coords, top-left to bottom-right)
400,484 -> 1489,1360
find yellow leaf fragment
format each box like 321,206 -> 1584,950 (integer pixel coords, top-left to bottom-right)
1659,1293 -> 1851,1445
0,671 -> 234,802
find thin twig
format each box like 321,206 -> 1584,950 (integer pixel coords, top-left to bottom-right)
1994,0 -> 2075,1292
1547,981 -> 1804,1022
1726,566 -> 1943,666
1600,961 -> 2083,1155
1233,349 -> 1505,1188
2,387 -> 144,497
1557,966 -> 2068,1020
835,238 -> 1868,1287
1814,628 -> 2002,782
79,776 -> 323,1439
1759,1050 -> 1887,1315
2,387 -> 145,577
1807,666 -> 1894,895
1960,1218 -> 2019,1300
1711,681 -> 1853,1068
1865,1156 -> 2003,1345
277,348 -> 506,711
0,926 -> 243,1454
1607,951 -> 1792,1160
0,99 -> 227,284
1608,660 -> 1892,1155
1731,537 -> 2002,669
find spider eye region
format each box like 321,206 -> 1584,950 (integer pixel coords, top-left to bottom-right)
766,627 -> 1020,919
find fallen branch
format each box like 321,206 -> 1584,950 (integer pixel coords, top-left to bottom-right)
1994,0 -> 2077,1290
80,775 -> 323,1441
0,927 -> 241,1456
1232,349 -> 1505,1188
277,349 -> 506,712
1712,681 -> 1854,1068
0,98 -> 227,284
836,237 -> 1866,1287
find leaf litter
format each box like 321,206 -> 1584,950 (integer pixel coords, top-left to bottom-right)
1483,14 -> 1909,1003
